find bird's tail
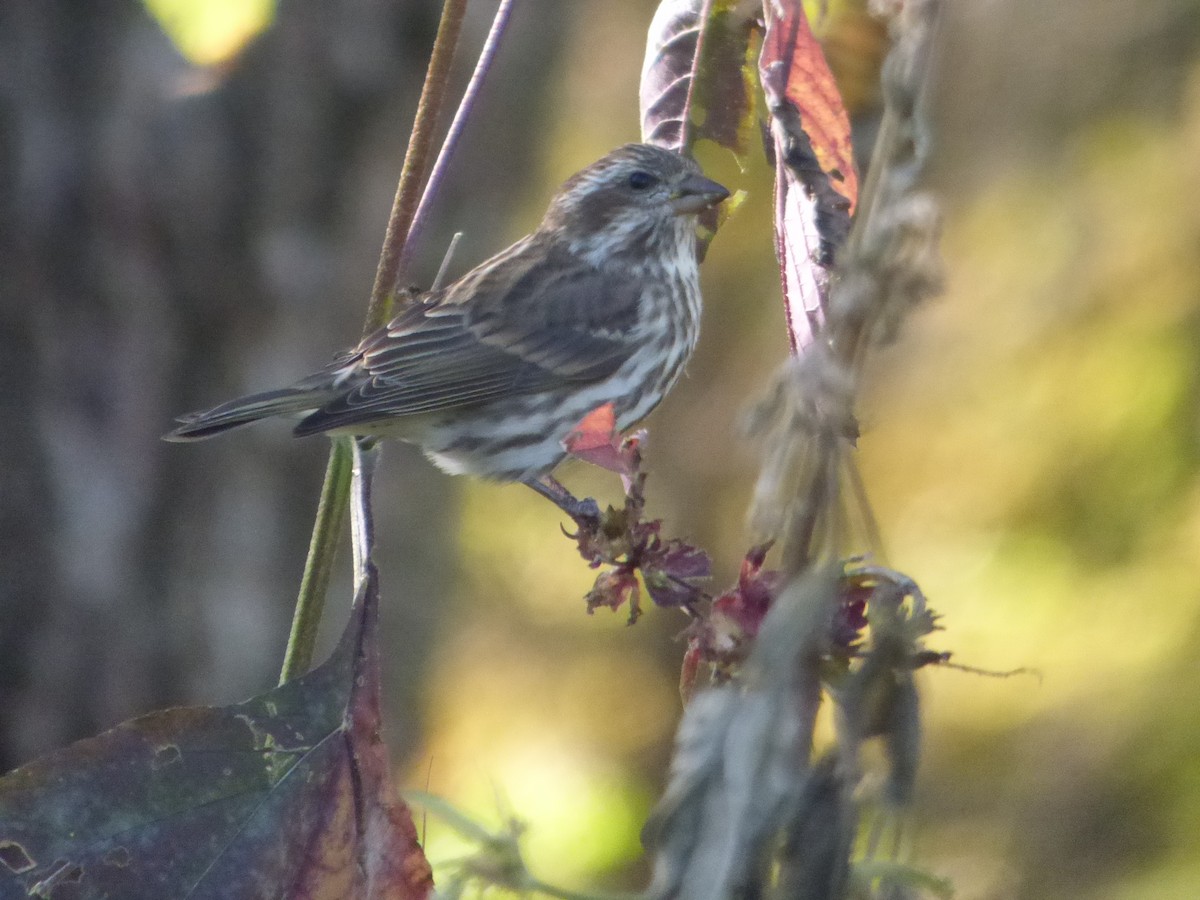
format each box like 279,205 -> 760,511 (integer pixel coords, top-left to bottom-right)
163,386 -> 331,442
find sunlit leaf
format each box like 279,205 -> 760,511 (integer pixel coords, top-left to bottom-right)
562,402 -> 637,484
759,0 -> 858,351
640,0 -> 761,158
0,567 -> 432,900
762,0 -> 858,210
143,0 -> 275,65
851,858 -> 955,899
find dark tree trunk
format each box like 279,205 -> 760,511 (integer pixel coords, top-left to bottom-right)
0,0 -> 567,771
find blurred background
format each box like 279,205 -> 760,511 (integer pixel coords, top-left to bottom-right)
2,0 -> 1200,896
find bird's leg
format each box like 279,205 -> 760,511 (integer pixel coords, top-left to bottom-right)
526,475 -> 601,526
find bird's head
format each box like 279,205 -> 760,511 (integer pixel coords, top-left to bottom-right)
540,144 -> 729,265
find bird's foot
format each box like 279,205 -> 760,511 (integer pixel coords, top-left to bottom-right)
563,495 -> 601,526
526,476 -> 601,530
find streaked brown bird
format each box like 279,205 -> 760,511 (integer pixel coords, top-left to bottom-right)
166,143 -> 728,513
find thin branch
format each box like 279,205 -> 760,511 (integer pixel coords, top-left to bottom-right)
432,231 -> 464,290
279,436 -> 354,684
398,0 -> 517,286
350,438 -> 381,591
279,0 -> 470,683
363,0 -> 469,336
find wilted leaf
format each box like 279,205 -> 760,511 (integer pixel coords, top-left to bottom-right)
563,406 -> 711,622
775,756 -> 855,900
832,568 -> 942,812
646,574 -> 837,899
585,568 -> 642,622
759,0 -> 858,351
640,0 -> 761,157
655,541 -> 713,582
0,566 -> 432,900
678,542 -> 780,689
642,574 -> 689,611
561,402 -> 643,491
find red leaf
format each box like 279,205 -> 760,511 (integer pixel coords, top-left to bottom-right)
713,542 -> 782,638
759,0 -> 858,352
761,1 -> 858,212
0,567 -> 432,900
562,401 -> 616,454
562,402 -> 642,490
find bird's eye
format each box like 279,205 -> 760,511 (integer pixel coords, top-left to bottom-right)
627,170 -> 658,191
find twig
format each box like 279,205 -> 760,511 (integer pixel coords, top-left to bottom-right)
350,439 -> 381,591
279,0 -> 471,683
432,231 -> 464,290
399,0 -> 517,286
363,0 -> 469,335
279,436 -> 354,684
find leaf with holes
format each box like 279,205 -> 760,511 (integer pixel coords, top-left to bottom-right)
760,0 -> 858,352
0,567 -> 431,900
640,0 -> 761,157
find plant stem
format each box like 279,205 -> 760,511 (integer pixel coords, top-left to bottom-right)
278,0 -> 469,684
279,436 -> 354,684
398,0 -> 517,285
363,0 -> 469,336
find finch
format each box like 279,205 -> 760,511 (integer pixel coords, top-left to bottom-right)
166,144 -> 728,504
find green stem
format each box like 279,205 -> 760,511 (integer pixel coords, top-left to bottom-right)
279,437 -> 354,684
278,0 -> 469,684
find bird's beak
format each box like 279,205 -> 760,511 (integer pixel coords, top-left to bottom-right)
669,173 -> 731,215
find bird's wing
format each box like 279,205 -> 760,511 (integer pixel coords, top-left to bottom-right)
294,238 -> 643,433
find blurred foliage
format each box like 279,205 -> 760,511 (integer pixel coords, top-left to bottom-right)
143,0 -> 275,64
128,0 -> 1200,897
414,4 -> 1200,898
858,65 -> 1200,896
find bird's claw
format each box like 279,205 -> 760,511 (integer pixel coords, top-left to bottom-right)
567,496 -> 602,529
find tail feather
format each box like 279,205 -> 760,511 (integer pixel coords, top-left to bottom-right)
164,387 -> 331,442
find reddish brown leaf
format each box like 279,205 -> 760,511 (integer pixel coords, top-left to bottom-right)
762,1 -> 858,211
713,542 -> 783,639
586,569 -> 642,623
562,402 -> 644,491
640,0 -> 761,156
0,567 -> 432,900
562,401 -> 616,452
561,402 -> 622,473
759,0 -> 858,352
672,543 -> 783,688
